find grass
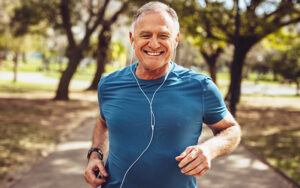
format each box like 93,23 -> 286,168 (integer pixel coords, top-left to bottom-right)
42,64 -> 120,82
0,80 -> 56,93
1,60 -> 121,82
0,97 -> 98,183
237,97 -> 300,184
243,129 -> 300,182
0,60 -> 43,72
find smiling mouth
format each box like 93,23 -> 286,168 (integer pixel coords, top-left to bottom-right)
144,50 -> 164,56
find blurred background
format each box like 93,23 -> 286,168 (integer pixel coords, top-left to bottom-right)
0,0 -> 299,187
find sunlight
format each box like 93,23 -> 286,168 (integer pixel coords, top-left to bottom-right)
56,141 -> 91,152
228,154 -> 269,170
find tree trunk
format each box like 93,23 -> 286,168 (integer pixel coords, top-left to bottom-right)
225,40 -> 254,116
22,52 -> 27,63
13,53 -> 19,82
208,63 -> 217,84
200,47 -> 223,85
54,48 -> 82,100
87,25 -> 112,91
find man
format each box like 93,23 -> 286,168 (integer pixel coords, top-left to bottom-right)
84,2 -> 241,188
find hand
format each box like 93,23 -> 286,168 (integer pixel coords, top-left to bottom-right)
84,156 -> 108,188
175,145 -> 211,177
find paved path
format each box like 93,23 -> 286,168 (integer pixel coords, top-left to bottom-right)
7,117 -> 295,188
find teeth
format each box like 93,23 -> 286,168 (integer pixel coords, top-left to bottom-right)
147,52 -> 161,56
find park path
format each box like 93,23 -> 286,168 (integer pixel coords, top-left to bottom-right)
7,117 -> 295,188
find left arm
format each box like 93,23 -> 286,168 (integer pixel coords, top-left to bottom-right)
175,112 -> 241,176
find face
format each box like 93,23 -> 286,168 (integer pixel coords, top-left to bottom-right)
130,11 -> 179,72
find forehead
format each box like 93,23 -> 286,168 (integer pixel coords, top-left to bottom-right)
134,11 -> 175,34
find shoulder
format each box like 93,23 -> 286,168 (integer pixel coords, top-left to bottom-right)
98,65 -> 133,89
172,63 -> 212,88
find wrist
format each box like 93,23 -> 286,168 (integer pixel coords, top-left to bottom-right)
87,148 -> 103,161
199,144 -> 213,161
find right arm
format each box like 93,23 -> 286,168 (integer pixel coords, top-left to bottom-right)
84,116 -> 109,188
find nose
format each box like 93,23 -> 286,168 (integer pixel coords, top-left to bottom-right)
148,37 -> 160,49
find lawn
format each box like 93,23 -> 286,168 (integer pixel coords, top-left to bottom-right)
0,60 -> 121,82
0,88 -> 98,184
237,96 -> 300,184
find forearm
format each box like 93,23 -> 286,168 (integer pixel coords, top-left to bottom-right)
90,117 -> 109,159
201,124 -> 241,160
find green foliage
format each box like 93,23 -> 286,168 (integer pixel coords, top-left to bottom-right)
264,29 -> 300,89
0,80 -> 56,93
244,129 -> 300,183
10,0 -> 61,36
110,40 -> 127,65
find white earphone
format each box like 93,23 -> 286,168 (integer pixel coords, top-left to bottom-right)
120,47 -> 171,188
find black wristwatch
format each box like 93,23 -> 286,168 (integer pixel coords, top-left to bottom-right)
87,148 -> 103,160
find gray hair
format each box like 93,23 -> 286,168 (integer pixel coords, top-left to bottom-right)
131,1 -> 180,35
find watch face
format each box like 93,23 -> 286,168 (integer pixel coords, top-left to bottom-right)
88,148 -> 103,160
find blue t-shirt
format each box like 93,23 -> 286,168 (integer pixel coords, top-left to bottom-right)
98,62 -> 227,188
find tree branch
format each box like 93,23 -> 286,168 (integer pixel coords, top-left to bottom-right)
107,1 -> 129,26
279,16 -> 300,27
60,0 -> 76,48
80,0 -> 110,49
85,0 -> 95,30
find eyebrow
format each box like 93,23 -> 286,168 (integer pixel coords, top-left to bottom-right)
138,31 -> 171,35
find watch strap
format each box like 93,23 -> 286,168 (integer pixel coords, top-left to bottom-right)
87,148 -> 103,160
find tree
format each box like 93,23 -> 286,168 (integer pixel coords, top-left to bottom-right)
180,0 -> 300,115
87,1 -> 128,90
266,29 -> 300,95
53,0 -> 111,100
0,0 -> 34,82
179,7 -> 226,84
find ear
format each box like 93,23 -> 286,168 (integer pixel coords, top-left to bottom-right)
129,32 -> 134,48
175,32 -> 180,45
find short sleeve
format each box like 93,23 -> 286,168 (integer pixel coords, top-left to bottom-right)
97,76 -> 106,120
202,77 -> 228,124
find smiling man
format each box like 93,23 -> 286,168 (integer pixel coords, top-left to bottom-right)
84,2 -> 241,188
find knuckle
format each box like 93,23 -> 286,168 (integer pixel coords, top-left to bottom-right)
187,146 -> 193,150
196,166 -> 202,173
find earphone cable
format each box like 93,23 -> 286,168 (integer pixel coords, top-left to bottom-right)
120,47 -> 171,188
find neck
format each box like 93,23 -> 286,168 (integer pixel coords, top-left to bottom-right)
135,62 -> 171,80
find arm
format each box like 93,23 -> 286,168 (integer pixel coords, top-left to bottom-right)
84,116 -> 109,188
176,112 -> 241,176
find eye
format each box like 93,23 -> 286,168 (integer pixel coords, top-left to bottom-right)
160,35 -> 169,39
141,35 -> 151,38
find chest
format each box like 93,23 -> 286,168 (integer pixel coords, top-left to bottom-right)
101,80 -> 204,133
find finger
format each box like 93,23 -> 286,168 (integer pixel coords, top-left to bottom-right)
89,173 -> 106,187
94,176 -> 106,185
175,155 -> 185,161
178,149 -> 199,168
185,162 -> 208,176
194,167 -> 209,176
84,167 -> 96,182
180,155 -> 202,174
176,147 -> 193,162
84,168 -> 106,187
97,161 -> 108,177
